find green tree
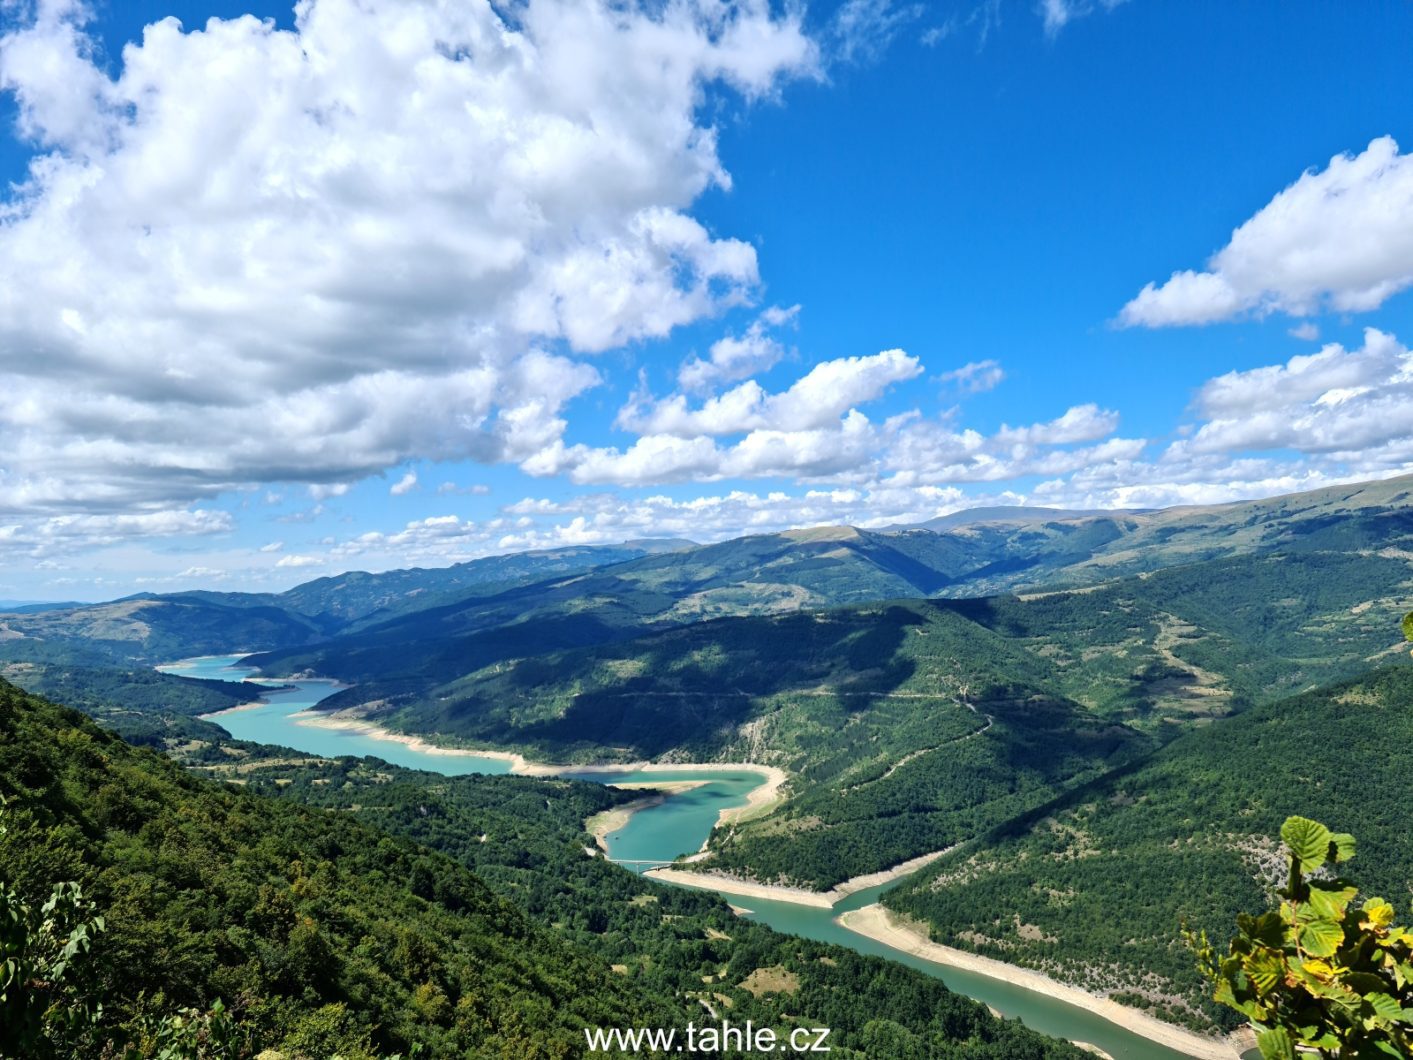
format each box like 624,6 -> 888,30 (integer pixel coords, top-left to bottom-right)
1188,816 -> 1413,1059
120,999 -> 244,1060
0,805 -> 106,1059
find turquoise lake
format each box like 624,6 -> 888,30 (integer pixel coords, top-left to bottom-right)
161,654 -> 1214,1060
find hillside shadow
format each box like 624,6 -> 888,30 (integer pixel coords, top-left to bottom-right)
499,605 -> 926,756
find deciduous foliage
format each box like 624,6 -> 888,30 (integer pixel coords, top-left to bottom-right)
0,836 -> 106,1059
0,679 -> 684,1056
1188,816 -> 1413,1059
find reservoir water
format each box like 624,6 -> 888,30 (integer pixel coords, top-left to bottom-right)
161,655 -> 1211,1060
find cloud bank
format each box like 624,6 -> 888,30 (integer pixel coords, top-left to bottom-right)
0,0 -> 817,519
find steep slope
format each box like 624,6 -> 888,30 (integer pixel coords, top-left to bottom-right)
0,678 -> 687,1057
327,547 -> 1409,888
249,474 -> 1413,715
883,663 -> 1413,1035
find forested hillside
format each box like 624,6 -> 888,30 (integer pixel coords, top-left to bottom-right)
883,663 -> 1413,1034
188,742 -> 1088,1060
0,678 -> 686,1057
246,476 -> 1413,741
314,545 -> 1406,888
0,677 -> 1088,1059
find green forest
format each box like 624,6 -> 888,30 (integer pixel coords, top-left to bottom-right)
884,663 -> 1413,1032
4,474 -> 1413,1052
0,676 -> 1087,1059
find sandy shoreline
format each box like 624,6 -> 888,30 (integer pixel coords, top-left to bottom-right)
586,795 -> 672,852
646,846 -> 953,909
200,699 -> 272,718
279,712 -> 534,766
645,867 -> 837,907
279,711 -> 789,813
838,905 -> 1243,1060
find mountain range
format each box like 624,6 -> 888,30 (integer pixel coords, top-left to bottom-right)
4,472 -> 1412,1049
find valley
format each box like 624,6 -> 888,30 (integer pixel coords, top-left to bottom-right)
7,9 -> 1412,1058
4,475 -> 1412,1058
150,655 -> 1225,1059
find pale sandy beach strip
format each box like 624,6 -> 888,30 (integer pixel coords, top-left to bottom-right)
281,711 -> 789,820
646,846 -> 951,909
282,712 -> 534,766
200,699 -> 273,718
838,905 -> 1243,1060
645,867 -> 837,907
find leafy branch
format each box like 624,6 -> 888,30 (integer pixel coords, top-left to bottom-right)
1186,815 -> 1413,1059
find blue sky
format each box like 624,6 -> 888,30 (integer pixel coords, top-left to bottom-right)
2,0 -> 1413,600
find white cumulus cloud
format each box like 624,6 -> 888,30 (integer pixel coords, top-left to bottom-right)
619,348 -> 921,437
275,554 -> 321,568
0,0 -> 817,530
678,304 -> 799,392
1121,137 -> 1413,327
1184,328 -> 1413,456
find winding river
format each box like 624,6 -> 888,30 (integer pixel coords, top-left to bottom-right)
160,655 -> 1215,1060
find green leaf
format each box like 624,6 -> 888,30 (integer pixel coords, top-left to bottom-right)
1282,816 -> 1335,874
1307,883 -> 1356,921
1331,832 -> 1356,863
1402,610 -> 1413,643
1300,918 -> 1345,958
1257,1026 -> 1295,1060
1246,950 -> 1284,994
1362,898 -> 1396,930
1364,992 -> 1403,1023
1344,972 -> 1391,995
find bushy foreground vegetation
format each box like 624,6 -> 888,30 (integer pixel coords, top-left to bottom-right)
1189,816 -> 1413,1060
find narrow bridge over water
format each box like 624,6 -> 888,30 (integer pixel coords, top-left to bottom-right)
608,858 -> 675,869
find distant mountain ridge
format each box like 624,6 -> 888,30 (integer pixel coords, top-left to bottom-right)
3,472 -> 1411,680
881,504 -> 1152,532
0,540 -> 692,666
